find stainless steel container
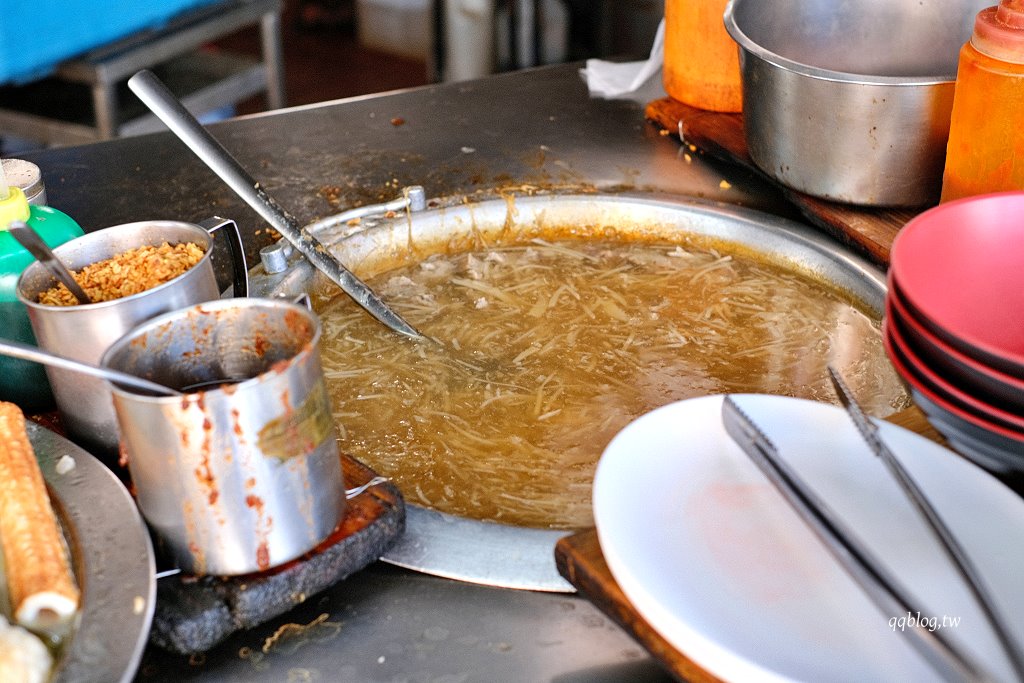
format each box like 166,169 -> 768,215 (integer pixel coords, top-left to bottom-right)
724,0 -> 989,207
16,218 -> 247,458
100,297 -> 345,576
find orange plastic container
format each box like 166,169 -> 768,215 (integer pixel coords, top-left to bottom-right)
941,0 -> 1024,202
663,0 -> 742,112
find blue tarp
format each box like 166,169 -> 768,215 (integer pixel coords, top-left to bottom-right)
0,0 -> 222,85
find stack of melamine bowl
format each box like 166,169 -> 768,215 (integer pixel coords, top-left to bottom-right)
885,192 -> 1024,471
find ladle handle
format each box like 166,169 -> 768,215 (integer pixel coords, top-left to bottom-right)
126,69 -> 422,339
0,340 -> 182,397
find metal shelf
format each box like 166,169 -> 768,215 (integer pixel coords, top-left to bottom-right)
0,0 -> 283,147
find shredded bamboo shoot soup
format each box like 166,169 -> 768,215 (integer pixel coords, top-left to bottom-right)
316,237 -> 908,529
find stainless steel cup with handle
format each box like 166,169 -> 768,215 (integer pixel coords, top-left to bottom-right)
100,297 -> 345,576
16,218 -> 248,458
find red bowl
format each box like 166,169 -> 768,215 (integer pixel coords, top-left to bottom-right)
889,192 -> 1024,375
883,314 -> 1024,437
887,284 -> 1024,409
884,306 -> 1024,431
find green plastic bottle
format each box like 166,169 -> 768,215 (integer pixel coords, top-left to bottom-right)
0,185 -> 84,411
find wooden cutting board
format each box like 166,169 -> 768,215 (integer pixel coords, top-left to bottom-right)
645,97 -> 924,266
554,407 -> 945,683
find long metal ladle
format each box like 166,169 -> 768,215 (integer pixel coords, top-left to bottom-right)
8,220 -> 92,305
0,339 -> 181,396
126,69 -> 422,339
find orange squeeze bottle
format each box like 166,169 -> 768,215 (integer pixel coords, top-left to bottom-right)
663,0 -> 742,112
941,0 -> 1024,202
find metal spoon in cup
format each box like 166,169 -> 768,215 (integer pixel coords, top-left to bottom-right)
0,339 -> 180,396
7,220 -> 92,305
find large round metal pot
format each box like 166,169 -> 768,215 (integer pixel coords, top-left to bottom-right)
251,192 -> 902,591
724,0 -> 989,207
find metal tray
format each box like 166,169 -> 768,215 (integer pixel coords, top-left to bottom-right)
26,422 -> 156,682
250,191 -> 891,592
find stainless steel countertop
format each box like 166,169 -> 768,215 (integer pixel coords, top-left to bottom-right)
24,62 -> 794,682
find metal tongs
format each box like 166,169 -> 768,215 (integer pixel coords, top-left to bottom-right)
126,69 -> 421,339
722,375 -> 1024,682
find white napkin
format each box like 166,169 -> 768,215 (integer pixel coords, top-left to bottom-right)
580,19 -> 665,99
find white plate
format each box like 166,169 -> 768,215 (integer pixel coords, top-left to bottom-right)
594,394 -> 1024,683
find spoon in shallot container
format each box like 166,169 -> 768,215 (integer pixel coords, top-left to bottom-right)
8,221 -> 92,305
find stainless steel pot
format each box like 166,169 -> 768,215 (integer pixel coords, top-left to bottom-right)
100,297 -> 345,576
724,0 -> 989,207
16,218 -> 247,459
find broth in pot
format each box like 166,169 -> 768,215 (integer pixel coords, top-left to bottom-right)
315,233 -> 908,530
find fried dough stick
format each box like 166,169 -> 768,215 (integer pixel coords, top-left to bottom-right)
0,402 -> 79,634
